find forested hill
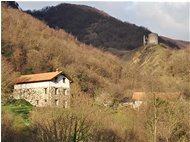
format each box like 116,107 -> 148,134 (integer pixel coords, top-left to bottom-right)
1,3 -> 129,98
2,2 -> 190,99
27,3 -> 188,50
26,3 -> 150,50
2,3 -> 190,142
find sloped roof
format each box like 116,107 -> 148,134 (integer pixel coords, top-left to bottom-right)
15,71 -> 63,84
132,92 -> 146,101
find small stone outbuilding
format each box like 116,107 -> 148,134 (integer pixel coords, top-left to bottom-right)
143,33 -> 158,46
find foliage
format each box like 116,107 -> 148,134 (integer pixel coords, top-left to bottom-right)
1,98 -> 33,142
29,96 -> 135,142
144,96 -> 190,142
1,4 -> 190,142
30,108 -> 93,142
1,96 -> 190,142
2,3 -> 189,100
27,3 -> 151,50
5,98 -> 33,106
1,57 -> 18,95
1,4 -> 127,99
2,98 -> 33,121
1,110 -> 32,142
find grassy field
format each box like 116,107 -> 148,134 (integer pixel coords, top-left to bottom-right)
2,99 -> 33,126
2,105 -> 32,119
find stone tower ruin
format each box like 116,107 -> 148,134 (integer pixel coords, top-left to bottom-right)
143,33 -> 158,46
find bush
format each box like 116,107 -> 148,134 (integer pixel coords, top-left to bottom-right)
1,110 -> 31,142
5,98 -> 32,106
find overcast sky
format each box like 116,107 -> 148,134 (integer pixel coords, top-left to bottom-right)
17,1 -> 190,41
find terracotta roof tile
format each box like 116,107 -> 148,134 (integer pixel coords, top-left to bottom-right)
132,92 -> 146,101
15,71 -> 63,84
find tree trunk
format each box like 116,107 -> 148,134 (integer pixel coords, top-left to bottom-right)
153,92 -> 157,142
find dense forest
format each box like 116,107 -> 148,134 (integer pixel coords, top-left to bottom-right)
1,3 -> 190,142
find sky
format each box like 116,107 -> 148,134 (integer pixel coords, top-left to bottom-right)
17,1 -> 190,41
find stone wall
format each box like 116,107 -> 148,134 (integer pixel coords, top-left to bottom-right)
148,33 -> 158,45
143,33 -> 158,46
14,87 -> 70,108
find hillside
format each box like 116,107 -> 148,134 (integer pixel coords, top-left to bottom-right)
26,3 -> 150,50
160,36 -> 190,48
27,3 -> 189,51
2,2 -> 190,99
1,3 -> 129,99
2,1 -> 20,9
2,3 -> 190,142
129,44 -> 190,92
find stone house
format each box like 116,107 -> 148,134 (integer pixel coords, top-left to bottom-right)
132,92 -> 146,108
120,92 -> 182,109
119,92 -> 146,108
119,97 -> 134,107
14,70 -> 72,108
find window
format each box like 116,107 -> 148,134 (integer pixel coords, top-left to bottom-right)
55,88 -> 58,95
63,77 -> 66,83
55,99 -> 59,106
44,88 -> 47,94
36,100 -> 39,105
54,77 -> 58,83
44,99 -> 47,103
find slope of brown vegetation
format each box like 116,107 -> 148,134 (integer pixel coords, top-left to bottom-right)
2,96 -> 190,142
160,36 -> 190,49
1,3 -> 128,98
27,3 -> 189,51
2,3 -> 190,142
128,44 -> 190,94
2,3 -> 190,100
27,3 -> 151,50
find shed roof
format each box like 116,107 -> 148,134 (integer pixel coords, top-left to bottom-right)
132,92 -> 146,101
15,71 -> 66,84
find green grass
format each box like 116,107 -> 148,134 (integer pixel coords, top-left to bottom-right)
2,105 -> 32,119
5,98 -> 33,106
2,99 -> 33,125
